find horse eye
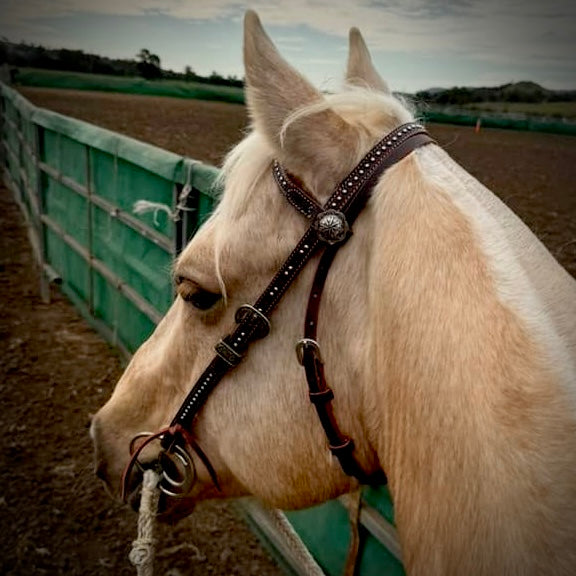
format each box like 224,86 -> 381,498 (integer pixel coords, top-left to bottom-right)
185,289 -> 221,310
176,277 -> 221,310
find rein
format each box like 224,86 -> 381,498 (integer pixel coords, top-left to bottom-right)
122,122 -> 434,501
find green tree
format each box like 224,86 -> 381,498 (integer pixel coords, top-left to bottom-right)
184,65 -> 197,82
136,48 -> 162,80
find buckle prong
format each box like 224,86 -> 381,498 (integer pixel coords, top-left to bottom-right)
295,338 -> 323,366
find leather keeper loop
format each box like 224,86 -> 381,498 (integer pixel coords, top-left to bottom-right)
214,340 -> 243,366
309,388 -> 335,405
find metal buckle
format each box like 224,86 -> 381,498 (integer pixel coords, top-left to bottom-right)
313,209 -> 349,245
295,338 -> 323,366
235,304 -> 271,339
215,339 -> 243,366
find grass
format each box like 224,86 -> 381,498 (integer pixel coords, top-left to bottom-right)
15,68 -> 246,105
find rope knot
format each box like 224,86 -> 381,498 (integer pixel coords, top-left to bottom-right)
129,539 -> 156,567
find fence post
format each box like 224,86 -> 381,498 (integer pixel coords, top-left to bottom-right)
0,86 -> 5,177
33,120 -> 51,303
86,144 -> 94,314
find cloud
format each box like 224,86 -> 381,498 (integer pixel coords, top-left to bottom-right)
1,0 -> 574,90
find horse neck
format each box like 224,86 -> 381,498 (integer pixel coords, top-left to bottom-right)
365,149 -> 576,575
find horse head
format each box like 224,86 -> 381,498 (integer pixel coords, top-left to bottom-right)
91,10 -> 408,516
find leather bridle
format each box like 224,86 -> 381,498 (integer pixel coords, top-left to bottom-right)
122,122 -> 434,502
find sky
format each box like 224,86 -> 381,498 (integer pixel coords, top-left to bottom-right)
1,0 -> 575,94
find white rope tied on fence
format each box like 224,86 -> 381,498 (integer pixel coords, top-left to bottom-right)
129,469 -> 161,576
132,159 -> 198,224
133,200 -> 174,225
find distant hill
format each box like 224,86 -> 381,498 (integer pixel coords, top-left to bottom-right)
417,82 -> 576,104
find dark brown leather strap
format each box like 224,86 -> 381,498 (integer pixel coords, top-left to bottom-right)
299,246 -> 386,485
272,164 -> 322,220
286,126 -> 435,484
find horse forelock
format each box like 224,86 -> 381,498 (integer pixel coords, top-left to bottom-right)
281,87 -> 415,148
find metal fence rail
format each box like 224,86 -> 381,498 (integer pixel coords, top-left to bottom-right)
0,81 -> 404,576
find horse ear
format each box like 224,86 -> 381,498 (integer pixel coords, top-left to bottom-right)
243,10 -> 357,194
346,27 -> 390,94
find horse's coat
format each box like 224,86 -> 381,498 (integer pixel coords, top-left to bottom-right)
92,10 -> 576,575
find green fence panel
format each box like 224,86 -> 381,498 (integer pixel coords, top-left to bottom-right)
113,158 -> 174,237
43,176 -> 89,246
91,203 -> 172,313
91,267 -> 158,353
44,228 -> 90,302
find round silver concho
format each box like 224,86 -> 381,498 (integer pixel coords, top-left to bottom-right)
313,209 -> 349,245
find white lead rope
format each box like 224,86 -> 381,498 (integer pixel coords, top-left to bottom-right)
129,469 -> 161,576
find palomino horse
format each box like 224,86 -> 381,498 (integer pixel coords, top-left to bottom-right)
92,10 -> 576,575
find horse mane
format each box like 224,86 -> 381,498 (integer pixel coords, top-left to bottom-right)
364,139 -> 576,573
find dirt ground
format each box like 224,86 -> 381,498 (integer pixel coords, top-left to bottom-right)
1,88 -> 575,576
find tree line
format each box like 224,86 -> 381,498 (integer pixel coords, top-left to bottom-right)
416,81 -> 576,105
2,39 -> 573,101
0,39 -> 244,88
